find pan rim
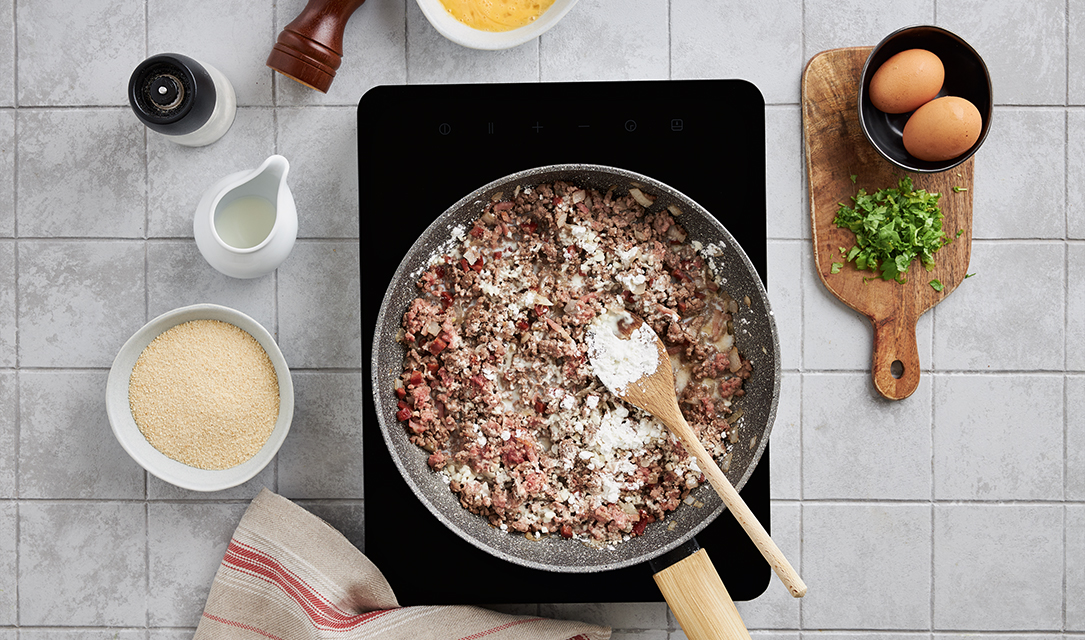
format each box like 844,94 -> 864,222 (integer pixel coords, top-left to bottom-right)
371,163 -> 781,573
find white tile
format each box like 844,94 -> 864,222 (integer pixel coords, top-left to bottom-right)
766,106 -> 805,240
767,240 -> 802,372
972,108 -> 1065,240
933,504 -> 1062,630
0,373 -> 12,498
1068,375 -> 1085,501
16,0 -> 144,106
1069,505 -> 1085,631
147,107 -> 276,238
277,372 -> 364,499
148,501 -> 248,627
277,240 -> 361,368
672,0 -> 802,105
1068,110 -> 1085,240
938,0 -> 1066,105
0,241 -> 12,367
146,240 -> 277,328
17,109 -> 146,237
1073,245 -> 1085,371
0,502 -> 13,624
19,501 -> 147,626
0,0 -> 10,107
276,107 -> 359,238
19,371 -> 146,499
148,468 -> 271,501
540,0 -> 668,82
406,1 -> 539,84
805,0 -> 933,57
768,372 -> 800,501
803,373 -> 932,500
275,0 -> 407,106
932,242 -> 1063,371
148,0 -> 275,106
1072,1 -> 1085,105
802,503 -> 931,629
935,635 -> 1063,640
933,374 -> 1062,500
734,502 -> 801,629
0,109 -> 12,236
18,240 -> 146,368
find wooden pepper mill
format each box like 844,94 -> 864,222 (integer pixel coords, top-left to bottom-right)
267,0 -> 366,93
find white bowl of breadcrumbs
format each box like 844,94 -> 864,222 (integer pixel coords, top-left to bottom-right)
106,303 -> 294,492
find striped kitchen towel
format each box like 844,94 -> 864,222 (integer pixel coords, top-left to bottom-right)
194,488 -> 611,640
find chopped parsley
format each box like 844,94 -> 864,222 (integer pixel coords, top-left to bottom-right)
929,279 -> 944,292
832,176 -> 948,284
952,186 -> 968,193
831,262 -> 843,274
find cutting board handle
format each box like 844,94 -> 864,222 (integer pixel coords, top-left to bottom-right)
653,547 -> 752,640
871,314 -> 921,400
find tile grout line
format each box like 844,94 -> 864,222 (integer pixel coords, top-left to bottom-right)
11,0 -> 19,626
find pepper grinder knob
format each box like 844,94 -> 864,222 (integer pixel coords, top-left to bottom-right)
266,0 -> 366,93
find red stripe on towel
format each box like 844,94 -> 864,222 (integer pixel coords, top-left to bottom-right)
202,611 -> 288,640
222,539 -> 395,631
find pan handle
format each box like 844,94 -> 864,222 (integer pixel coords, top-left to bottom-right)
651,540 -> 751,640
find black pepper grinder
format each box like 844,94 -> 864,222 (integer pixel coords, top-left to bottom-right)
128,53 -> 237,147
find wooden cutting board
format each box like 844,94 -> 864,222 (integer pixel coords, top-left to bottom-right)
802,47 -> 974,401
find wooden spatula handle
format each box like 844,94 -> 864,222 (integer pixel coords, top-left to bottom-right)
871,313 -> 921,400
653,548 -> 752,640
664,410 -> 807,598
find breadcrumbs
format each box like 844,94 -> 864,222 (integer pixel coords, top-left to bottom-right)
128,319 -> 280,470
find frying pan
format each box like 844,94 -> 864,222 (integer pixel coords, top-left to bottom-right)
371,164 -> 781,638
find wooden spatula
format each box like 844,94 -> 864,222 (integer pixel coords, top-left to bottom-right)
585,316 -> 806,600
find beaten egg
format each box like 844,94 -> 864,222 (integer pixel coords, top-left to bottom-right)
902,96 -> 982,162
868,48 -> 945,114
440,0 -> 556,32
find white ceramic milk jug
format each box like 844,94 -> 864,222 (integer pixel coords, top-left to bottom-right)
194,155 -> 298,279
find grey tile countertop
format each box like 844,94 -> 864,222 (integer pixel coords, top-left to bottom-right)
0,0 -> 1081,637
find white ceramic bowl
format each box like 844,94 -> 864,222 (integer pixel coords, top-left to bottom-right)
415,0 -> 579,50
106,304 -> 294,492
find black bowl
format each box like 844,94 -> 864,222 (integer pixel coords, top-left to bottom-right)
858,25 -> 993,173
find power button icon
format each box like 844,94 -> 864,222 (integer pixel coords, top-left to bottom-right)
438,123 -> 452,135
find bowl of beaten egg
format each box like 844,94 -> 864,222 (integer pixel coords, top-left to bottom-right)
106,304 -> 294,492
858,25 -> 992,173
415,0 -> 579,50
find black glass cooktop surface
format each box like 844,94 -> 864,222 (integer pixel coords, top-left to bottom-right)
359,80 -> 770,604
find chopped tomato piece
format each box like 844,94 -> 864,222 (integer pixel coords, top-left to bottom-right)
516,320 -> 530,331
396,407 -> 412,421
469,225 -> 485,238
409,371 -> 423,386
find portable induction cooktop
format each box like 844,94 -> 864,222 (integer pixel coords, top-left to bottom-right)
359,80 -> 770,604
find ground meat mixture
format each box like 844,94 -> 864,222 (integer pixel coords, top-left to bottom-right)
395,181 -> 752,546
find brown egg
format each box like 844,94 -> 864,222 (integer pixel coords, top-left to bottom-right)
869,49 -> 945,114
902,96 -> 982,162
